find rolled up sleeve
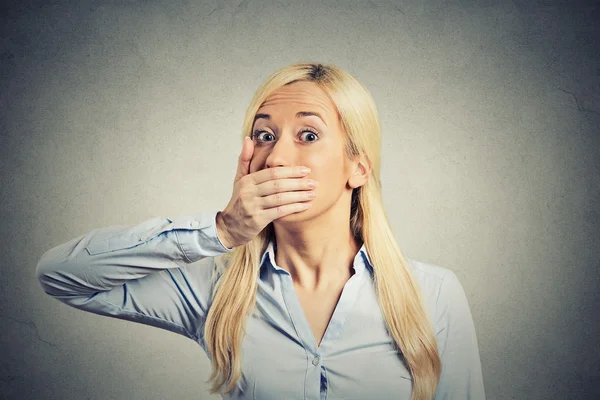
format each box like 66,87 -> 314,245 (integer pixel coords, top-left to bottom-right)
35,210 -> 233,342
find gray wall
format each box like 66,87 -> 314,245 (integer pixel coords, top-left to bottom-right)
2,0 -> 599,399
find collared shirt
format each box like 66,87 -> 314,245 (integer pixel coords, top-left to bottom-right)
36,210 -> 486,399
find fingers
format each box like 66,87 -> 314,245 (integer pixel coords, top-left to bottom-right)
241,136 -> 253,163
255,177 -> 318,197
251,166 -> 311,185
234,137 -> 254,183
260,189 -> 316,209
256,175 -> 317,222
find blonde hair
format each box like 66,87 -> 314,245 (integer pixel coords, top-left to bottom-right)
204,62 -> 441,400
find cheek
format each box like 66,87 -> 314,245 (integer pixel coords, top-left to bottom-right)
312,172 -> 344,197
317,164 -> 350,197
317,158 -> 346,182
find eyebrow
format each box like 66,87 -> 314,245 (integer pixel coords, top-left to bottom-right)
253,111 -> 327,126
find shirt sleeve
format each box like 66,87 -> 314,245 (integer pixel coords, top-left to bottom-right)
433,270 -> 486,399
35,210 -> 233,343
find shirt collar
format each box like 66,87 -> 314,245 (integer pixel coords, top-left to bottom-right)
259,238 -> 374,276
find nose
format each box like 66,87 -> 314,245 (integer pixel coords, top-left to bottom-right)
265,132 -> 297,169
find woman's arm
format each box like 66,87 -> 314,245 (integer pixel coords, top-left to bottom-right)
35,210 -> 233,342
434,270 -> 486,399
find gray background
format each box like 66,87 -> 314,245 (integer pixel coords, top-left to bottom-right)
1,0 -> 599,399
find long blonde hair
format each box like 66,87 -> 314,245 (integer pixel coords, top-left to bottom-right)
204,62 -> 441,400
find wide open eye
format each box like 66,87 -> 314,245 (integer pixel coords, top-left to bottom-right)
299,128 -> 319,142
252,130 -> 275,143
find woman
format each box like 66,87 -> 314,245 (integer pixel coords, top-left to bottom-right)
36,62 -> 485,400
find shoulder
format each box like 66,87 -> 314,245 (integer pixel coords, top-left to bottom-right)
405,256 -> 451,281
404,256 -> 455,298
404,257 -> 467,325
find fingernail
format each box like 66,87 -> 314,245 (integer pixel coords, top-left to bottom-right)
301,167 -> 311,174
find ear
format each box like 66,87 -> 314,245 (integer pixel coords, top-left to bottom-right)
348,154 -> 372,189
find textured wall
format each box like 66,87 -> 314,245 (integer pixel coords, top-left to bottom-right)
1,0 -> 599,399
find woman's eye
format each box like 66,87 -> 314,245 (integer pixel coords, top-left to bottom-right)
300,130 -> 319,142
254,131 -> 275,142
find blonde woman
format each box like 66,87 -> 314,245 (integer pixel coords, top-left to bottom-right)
36,62 -> 485,400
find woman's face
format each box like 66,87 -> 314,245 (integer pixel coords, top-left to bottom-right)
249,81 -> 355,221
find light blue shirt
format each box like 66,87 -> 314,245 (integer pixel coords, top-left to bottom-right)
36,210 -> 485,399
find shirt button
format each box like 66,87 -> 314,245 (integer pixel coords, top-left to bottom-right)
190,220 -> 200,228
140,235 -> 148,241
312,356 -> 320,366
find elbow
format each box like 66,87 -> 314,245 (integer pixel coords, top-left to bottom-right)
35,233 -> 98,300
36,248 -> 53,278
35,246 -> 72,297
35,251 -> 58,296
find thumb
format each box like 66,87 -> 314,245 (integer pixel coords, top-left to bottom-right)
234,137 -> 254,183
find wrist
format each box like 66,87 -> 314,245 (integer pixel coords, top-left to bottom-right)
216,211 -> 234,249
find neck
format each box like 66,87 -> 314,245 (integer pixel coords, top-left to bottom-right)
272,200 -> 361,293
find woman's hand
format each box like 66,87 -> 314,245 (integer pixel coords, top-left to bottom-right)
216,137 -> 318,249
